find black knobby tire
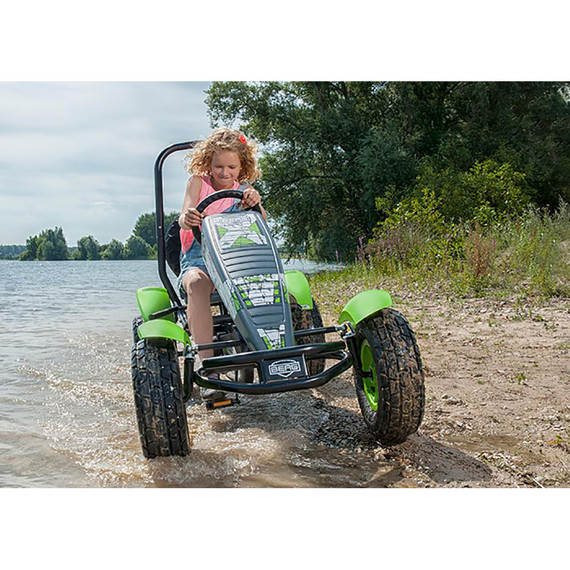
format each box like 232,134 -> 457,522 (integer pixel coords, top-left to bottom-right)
291,301 -> 326,376
132,316 -> 144,345
131,338 -> 190,458
354,308 -> 425,446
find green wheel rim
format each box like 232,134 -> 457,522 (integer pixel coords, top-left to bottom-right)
360,340 -> 378,411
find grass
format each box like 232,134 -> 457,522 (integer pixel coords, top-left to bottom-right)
310,203 -> 570,314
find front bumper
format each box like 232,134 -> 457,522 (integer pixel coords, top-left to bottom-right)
194,341 -> 353,395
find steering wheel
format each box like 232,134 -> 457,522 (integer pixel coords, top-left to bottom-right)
191,189 -> 262,244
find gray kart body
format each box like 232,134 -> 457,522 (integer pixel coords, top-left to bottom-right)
201,210 -> 298,358
202,210 -> 307,386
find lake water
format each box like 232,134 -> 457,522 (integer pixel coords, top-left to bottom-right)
0,258 -> 367,488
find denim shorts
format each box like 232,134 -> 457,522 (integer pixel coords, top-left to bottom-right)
177,201 -> 241,299
177,242 -> 209,300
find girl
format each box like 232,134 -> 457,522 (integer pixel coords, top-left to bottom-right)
178,128 -> 267,400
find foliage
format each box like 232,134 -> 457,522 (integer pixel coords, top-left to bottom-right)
123,235 -> 151,259
133,213 -> 157,248
408,159 -> 530,224
466,161 -> 530,222
100,239 -> 124,260
380,187 -> 447,235
13,81 -> 570,269
206,82 -> 400,260
19,227 -> 68,261
493,203 -> 570,295
206,81 -> 570,261
368,159 -> 533,281
74,235 -> 101,260
354,202 -> 569,298
15,211 -> 179,261
0,245 -> 26,259
133,211 -> 179,249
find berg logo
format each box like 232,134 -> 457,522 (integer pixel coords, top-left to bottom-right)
268,359 -> 302,378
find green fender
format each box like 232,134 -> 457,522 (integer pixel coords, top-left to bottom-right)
136,287 -> 175,322
338,289 -> 393,326
284,270 -> 313,309
137,319 -> 190,345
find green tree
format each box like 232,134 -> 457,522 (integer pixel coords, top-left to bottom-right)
101,239 -> 124,260
133,211 -> 179,248
388,82 -> 570,207
76,235 -> 101,260
0,245 -> 26,259
124,235 -> 151,259
207,82 -> 402,260
133,213 -> 156,247
19,235 -> 40,260
20,227 -> 68,260
37,239 -> 55,260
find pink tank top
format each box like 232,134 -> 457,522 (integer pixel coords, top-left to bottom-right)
180,175 -> 240,253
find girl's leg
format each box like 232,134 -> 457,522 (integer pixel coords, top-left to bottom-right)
182,267 -> 215,360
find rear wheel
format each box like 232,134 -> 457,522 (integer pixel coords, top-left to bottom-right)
353,308 -> 425,445
291,301 -> 326,376
131,338 -> 190,458
132,315 -> 144,344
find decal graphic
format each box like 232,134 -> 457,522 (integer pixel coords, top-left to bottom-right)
215,213 -> 267,250
234,274 -> 281,307
214,278 -> 236,315
257,325 -> 286,350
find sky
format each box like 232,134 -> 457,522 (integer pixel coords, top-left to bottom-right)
0,82 -> 215,245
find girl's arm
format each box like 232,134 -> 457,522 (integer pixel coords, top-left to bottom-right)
179,178 -> 268,228
179,176 -> 203,229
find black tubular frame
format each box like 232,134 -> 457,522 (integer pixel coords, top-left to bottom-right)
194,341 -> 354,395
154,140 -> 198,308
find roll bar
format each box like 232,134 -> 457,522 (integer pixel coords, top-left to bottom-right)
153,141 -> 198,306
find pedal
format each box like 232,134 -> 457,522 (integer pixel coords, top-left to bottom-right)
205,394 -> 239,410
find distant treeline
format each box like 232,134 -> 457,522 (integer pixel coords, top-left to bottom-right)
0,245 -> 26,259
14,212 -> 179,261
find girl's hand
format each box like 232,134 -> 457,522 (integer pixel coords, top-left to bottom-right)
181,207 -> 203,229
241,187 -> 261,209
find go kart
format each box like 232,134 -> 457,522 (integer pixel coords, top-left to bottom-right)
131,141 -> 425,458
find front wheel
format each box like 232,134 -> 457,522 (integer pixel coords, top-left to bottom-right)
353,308 -> 425,445
131,338 -> 190,458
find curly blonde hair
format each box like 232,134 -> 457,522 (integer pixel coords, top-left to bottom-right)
184,128 -> 262,183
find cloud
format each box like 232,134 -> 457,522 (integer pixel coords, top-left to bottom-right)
0,81 -> 213,244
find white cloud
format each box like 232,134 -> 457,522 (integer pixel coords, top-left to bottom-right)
0,81 -> 213,244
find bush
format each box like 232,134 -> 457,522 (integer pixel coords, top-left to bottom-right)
494,203 -> 570,295
412,159 -> 531,224
362,197 -> 569,297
